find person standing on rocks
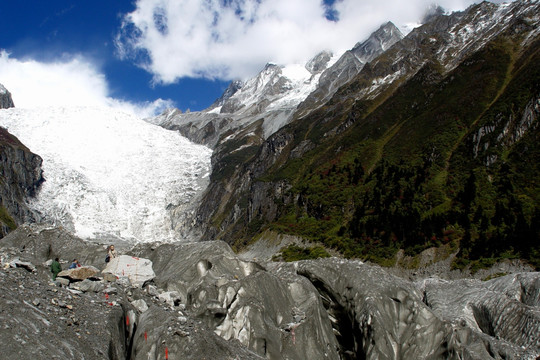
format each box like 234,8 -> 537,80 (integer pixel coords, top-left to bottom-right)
51,257 -> 62,280
106,245 -> 118,263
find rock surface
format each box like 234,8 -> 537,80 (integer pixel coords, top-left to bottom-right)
0,258 -> 127,359
0,83 -> 15,109
0,84 -> 43,238
131,240 -> 341,359
102,255 -> 156,288
0,126 -> 43,238
58,265 -> 101,281
1,225 -> 539,359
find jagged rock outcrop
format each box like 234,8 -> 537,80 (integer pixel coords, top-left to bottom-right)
306,50 -> 333,74
0,84 -> 44,237
209,80 -> 243,110
0,124 -> 44,237
0,83 -> 15,109
1,225 -> 539,359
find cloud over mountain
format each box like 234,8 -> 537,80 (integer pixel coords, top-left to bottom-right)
114,0 -> 510,83
0,51 -> 172,116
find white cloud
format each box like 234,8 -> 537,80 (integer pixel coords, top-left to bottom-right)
0,51 -> 173,117
115,0 -> 508,83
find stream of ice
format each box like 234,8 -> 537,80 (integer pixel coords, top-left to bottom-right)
0,105 -> 212,242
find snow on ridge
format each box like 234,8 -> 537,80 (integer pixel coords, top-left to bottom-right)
439,0 -> 535,67
281,63 -> 311,82
0,106 -> 212,243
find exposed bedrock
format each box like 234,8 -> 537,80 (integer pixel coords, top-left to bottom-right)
0,128 -> 43,237
1,226 -> 539,359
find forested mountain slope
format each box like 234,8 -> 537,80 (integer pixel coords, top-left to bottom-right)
195,0 -> 540,270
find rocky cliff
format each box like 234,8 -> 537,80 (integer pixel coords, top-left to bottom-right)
0,83 -> 15,109
0,86 -> 44,237
1,225 -> 538,359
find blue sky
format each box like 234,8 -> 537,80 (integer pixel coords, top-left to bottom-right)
0,0 -> 229,111
0,0 -> 510,115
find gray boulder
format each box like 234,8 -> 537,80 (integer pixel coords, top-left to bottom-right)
9,259 -> 37,273
71,278 -> 105,293
102,255 -> 155,288
131,299 -> 149,313
158,290 -> 182,307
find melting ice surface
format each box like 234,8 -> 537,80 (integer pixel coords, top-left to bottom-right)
0,106 -> 212,242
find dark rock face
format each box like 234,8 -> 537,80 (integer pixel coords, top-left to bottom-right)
0,126 -> 44,237
1,226 -> 539,359
209,80 -> 244,110
0,83 -> 15,109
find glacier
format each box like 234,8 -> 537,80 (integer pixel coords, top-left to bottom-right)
0,106 -> 212,243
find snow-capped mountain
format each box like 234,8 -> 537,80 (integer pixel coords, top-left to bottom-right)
152,21 -> 403,148
0,106 -> 211,243
348,0 -> 540,102
298,22 -> 403,115
152,59 -> 333,147
186,0 -> 540,245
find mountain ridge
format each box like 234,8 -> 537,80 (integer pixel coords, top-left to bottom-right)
188,0 -> 540,271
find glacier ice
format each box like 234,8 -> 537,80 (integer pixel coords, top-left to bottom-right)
0,106 -> 212,243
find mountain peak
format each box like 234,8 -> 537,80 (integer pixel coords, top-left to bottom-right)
351,21 -> 403,62
306,50 -> 334,75
421,4 -> 446,24
209,80 -> 243,110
